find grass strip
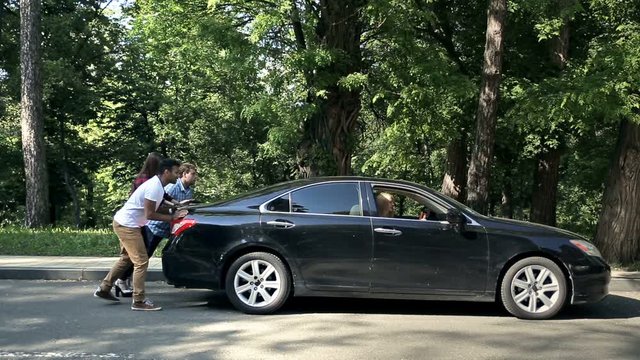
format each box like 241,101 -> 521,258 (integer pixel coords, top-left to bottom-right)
0,227 -> 120,257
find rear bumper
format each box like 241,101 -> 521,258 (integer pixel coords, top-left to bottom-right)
162,236 -> 220,289
570,261 -> 611,304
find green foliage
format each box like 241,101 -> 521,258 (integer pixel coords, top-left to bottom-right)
1,0 -> 639,262
0,226 -> 120,256
0,87 -> 24,225
355,0 -> 480,187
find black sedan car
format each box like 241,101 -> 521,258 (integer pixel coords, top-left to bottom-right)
163,177 -> 610,319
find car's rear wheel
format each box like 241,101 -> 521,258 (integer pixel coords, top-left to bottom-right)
500,256 -> 567,320
225,252 -> 291,314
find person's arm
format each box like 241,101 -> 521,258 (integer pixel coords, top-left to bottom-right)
144,199 -> 187,222
156,202 -> 173,214
162,183 -> 180,206
167,182 -> 192,207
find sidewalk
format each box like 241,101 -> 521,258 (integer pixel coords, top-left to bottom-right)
0,256 -> 164,282
0,255 -> 638,291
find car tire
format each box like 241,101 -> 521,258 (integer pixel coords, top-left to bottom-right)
500,256 -> 568,320
225,252 -> 291,314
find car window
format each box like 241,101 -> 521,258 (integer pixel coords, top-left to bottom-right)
290,183 -> 361,216
265,194 -> 290,212
373,186 -> 447,221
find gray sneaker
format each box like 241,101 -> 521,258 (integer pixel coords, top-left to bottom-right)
131,299 -> 162,311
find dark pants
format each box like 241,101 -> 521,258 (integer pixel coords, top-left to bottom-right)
119,226 -> 165,280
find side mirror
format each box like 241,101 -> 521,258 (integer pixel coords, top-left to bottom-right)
446,209 -> 466,230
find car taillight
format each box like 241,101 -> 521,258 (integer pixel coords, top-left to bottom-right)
171,218 -> 196,237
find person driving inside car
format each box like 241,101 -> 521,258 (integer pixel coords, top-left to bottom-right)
418,206 -> 432,221
376,192 -> 395,217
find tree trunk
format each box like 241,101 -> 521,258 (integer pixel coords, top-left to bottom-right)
20,0 -> 49,228
295,0 -> 365,176
529,1 -> 572,225
530,148 -> 562,226
58,117 -> 81,228
594,119 -> 640,264
441,134 -> 467,202
63,168 -> 81,228
550,0 -> 572,70
85,177 -> 96,228
501,163 -> 514,218
326,90 -> 361,176
501,188 -> 513,218
466,0 -> 506,214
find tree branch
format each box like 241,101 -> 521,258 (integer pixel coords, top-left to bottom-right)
290,0 -> 307,50
2,3 -> 18,17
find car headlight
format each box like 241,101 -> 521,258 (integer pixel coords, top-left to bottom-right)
569,239 -> 603,258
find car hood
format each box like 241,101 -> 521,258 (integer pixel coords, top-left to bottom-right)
480,216 -> 588,240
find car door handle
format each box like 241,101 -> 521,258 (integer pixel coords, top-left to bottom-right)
266,220 -> 295,229
374,227 -> 402,236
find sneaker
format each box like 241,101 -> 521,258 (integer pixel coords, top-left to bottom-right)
131,299 -> 162,311
93,287 -> 120,302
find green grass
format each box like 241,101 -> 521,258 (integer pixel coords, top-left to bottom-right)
0,226 -> 121,256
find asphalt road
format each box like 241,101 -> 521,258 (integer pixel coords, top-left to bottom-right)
0,280 -> 639,360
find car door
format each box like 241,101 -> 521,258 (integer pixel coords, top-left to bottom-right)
368,183 -> 489,295
260,181 -> 373,292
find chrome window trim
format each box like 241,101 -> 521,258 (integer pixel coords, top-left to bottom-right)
259,180 -> 364,218
258,179 -> 482,226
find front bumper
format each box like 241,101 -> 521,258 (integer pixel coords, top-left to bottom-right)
570,260 -> 611,304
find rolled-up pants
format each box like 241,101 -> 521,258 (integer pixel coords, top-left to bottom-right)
100,220 -> 149,303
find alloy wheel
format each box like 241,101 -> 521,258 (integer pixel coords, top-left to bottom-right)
510,264 -> 561,314
233,259 -> 282,308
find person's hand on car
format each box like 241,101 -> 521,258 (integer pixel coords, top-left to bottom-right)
173,209 -> 188,219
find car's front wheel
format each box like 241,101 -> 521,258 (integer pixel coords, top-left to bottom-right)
500,256 -> 568,320
225,252 -> 291,314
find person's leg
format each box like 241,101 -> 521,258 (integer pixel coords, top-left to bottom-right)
108,222 -> 149,303
147,235 -> 164,257
119,265 -> 134,282
122,230 -> 149,303
117,226 -> 151,287
99,220 -> 134,292
143,226 -> 154,249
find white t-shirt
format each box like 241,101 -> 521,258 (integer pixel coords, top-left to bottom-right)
113,176 -> 165,228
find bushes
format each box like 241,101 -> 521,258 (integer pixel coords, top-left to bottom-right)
0,227 -> 120,256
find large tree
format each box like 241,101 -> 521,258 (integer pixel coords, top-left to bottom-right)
292,0 -> 368,176
529,0 -> 577,226
589,0 -> 640,262
466,0 -> 507,214
594,120 -> 640,263
207,0 -> 368,177
20,0 -> 49,227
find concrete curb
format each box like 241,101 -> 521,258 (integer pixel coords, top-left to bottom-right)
609,277 -> 640,292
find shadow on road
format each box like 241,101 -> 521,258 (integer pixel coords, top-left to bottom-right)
201,291 -> 640,319
557,294 -> 640,320
1,281 -> 639,360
